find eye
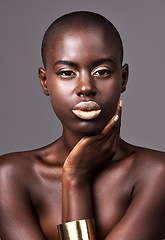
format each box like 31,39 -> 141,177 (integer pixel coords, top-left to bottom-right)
94,69 -> 111,76
56,70 -> 76,77
92,67 -> 112,78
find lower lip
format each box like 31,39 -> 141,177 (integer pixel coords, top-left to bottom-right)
72,109 -> 101,120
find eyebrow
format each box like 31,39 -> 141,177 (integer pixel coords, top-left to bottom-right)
53,58 -> 115,68
53,60 -> 78,68
93,58 -> 115,65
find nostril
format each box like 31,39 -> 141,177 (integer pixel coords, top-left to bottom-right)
78,92 -> 84,97
88,92 -> 96,97
78,91 -> 96,97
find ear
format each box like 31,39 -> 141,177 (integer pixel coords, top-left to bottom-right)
121,64 -> 129,93
38,68 -> 49,96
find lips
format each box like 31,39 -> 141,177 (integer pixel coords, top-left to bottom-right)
72,101 -> 101,120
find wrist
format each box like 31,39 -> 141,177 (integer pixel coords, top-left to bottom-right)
62,170 -> 93,223
63,165 -> 91,184
62,168 -> 90,187
57,219 -> 96,240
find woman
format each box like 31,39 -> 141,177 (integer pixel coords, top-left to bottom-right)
0,11 -> 165,240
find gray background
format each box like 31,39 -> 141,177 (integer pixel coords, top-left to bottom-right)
0,0 -> 165,155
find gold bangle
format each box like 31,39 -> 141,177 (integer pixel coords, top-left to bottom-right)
57,219 -> 96,239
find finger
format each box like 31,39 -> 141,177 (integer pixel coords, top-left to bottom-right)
100,121 -> 120,148
113,124 -> 121,147
115,98 -> 123,117
82,99 -> 123,144
88,119 -> 119,143
102,99 -> 122,136
100,127 -> 118,152
89,99 -> 122,143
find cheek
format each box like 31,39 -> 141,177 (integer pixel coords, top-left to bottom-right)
47,80 -> 73,120
95,81 -> 121,125
49,92 -> 67,119
98,78 -> 122,111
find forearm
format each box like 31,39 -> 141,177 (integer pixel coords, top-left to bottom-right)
62,170 -> 93,223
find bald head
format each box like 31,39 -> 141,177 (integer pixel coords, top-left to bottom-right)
41,11 -> 123,68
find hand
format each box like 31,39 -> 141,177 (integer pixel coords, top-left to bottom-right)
63,99 -> 122,181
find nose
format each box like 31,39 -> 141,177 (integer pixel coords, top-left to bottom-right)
75,71 -> 96,97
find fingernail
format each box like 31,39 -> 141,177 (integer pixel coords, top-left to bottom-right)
114,115 -> 119,122
119,99 -> 123,107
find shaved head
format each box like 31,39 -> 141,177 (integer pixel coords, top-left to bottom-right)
41,11 -> 123,68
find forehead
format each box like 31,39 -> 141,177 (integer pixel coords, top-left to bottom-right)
47,27 -> 121,66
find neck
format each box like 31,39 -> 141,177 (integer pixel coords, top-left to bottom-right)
61,129 -> 85,154
60,127 -> 130,162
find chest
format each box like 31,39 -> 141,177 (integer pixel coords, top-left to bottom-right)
30,169 -> 133,240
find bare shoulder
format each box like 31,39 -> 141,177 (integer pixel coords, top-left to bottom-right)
115,141 -> 165,191
0,150 -> 35,166
0,150 -> 38,187
135,146 -> 165,160
114,140 -> 165,183
133,147 -> 165,176
129,146 -> 165,196
0,139 -> 63,187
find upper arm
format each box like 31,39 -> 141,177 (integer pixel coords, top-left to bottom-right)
0,155 -> 46,240
106,157 -> 165,240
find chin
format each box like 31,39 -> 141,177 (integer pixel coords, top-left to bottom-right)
71,119 -> 106,136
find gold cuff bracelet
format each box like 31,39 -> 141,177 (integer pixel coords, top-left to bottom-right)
57,219 -> 96,239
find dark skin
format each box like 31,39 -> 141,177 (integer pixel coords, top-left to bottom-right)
0,25 -> 165,240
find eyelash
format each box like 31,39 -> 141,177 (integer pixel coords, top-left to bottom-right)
56,70 -> 76,77
56,67 -> 113,78
93,69 -> 112,76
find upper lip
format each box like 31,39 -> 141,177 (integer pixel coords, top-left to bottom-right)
73,101 -> 101,111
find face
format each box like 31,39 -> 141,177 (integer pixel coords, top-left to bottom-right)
39,27 -> 128,136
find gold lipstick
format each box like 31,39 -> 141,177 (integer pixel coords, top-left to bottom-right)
72,101 -> 101,120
